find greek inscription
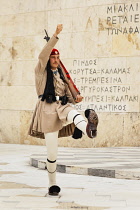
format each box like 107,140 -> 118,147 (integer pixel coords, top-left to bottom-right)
71,59 -> 139,112
106,3 -> 140,35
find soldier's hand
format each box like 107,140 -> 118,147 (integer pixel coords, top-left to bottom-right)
75,94 -> 83,103
54,24 -> 63,37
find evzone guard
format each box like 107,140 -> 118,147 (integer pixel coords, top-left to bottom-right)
28,24 -> 98,196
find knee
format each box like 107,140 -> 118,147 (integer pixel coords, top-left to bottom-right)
67,109 -> 79,122
47,152 -> 57,161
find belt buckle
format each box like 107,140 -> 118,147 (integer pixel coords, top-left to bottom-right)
56,96 -> 60,101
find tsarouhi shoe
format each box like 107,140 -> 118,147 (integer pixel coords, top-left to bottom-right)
84,109 -> 98,138
48,185 -> 61,196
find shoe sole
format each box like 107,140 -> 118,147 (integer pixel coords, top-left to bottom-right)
48,192 -> 59,196
86,110 -> 98,138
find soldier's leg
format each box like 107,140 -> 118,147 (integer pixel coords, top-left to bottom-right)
45,131 -> 60,195
67,110 -> 87,134
67,109 -> 98,138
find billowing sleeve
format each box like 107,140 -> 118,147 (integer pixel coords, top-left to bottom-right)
35,35 -> 59,75
65,83 -> 76,105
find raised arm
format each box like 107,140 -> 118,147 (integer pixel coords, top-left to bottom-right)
35,24 -> 63,75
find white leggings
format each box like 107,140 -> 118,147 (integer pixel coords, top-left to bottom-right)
45,131 -> 58,188
45,109 -> 87,187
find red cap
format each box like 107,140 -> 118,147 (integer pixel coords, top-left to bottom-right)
50,48 -> 60,55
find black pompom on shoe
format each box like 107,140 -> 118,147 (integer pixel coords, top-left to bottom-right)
84,109 -> 99,138
48,185 -> 61,196
72,127 -> 83,139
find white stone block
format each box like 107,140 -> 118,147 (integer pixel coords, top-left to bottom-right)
11,36 -> 36,60
18,0 -> 46,13
23,12 -> 45,36
60,0 -> 87,9
38,161 -> 46,169
0,86 -> 37,110
0,60 -> 36,86
87,0 -> 114,6
66,166 -> 88,175
0,38 -> 12,60
0,110 -> 20,143
98,31 -> 112,57
0,0 -> 19,15
72,7 -> 98,32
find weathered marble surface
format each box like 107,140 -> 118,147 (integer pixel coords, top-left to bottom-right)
0,0 -> 140,146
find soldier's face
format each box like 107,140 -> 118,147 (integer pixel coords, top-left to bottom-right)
49,55 -> 60,70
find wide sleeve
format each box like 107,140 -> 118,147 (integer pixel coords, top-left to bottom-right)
65,83 -> 76,105
35,35 -> 59,75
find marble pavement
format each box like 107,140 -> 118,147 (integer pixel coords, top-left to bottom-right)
31,146 -> 140,180
0,143 -> 140,209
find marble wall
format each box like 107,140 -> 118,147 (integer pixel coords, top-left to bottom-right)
0,0 -> 140,147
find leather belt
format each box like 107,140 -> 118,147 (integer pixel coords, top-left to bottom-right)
38,95 -> 64,101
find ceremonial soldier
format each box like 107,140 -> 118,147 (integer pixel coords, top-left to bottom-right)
28,24 -> 98,196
